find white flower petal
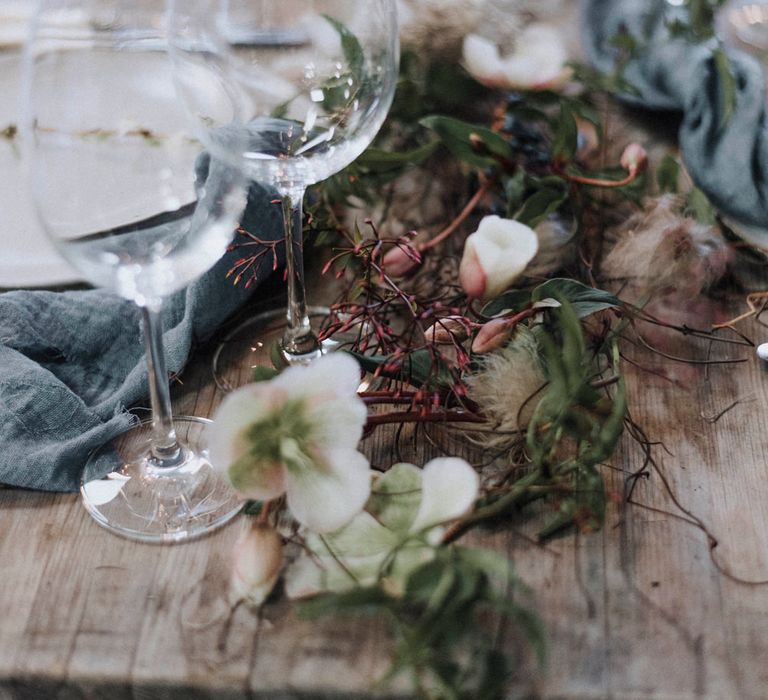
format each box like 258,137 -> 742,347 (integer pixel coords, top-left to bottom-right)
274,352 -> 362,400
462,34 -> 506,85
209,383 -> 274,471
409,458 -> 479,534
307,395 -> 368,452
284,449 -> 372,533
463,24 -> 571,92
469,215 -> 539,299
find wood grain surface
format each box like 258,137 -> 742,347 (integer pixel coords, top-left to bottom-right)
2,287 -> 768,700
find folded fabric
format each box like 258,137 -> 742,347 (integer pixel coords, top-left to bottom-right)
0,179 -> 284,492
582,0 -> 768,233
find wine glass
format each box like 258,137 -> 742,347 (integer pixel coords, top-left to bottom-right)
168,0 -> 399,384
20,0 -> 250,543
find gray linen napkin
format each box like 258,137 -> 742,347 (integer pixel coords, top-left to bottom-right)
582,0 -> 768,232
0,180 -> 284,492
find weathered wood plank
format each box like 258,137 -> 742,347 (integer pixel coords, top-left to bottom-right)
3,290 -> 768,699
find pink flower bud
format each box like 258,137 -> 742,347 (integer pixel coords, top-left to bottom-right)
459,216 -> 539,300
231,524 -> 283,607
424,316 -> 470,344
382,244 -> 422,277
472,317 -> 514,354
620,143 -> 648,176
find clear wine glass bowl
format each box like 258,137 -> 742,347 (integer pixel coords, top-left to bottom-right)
21,1 -> 250,543
169,0 -> 399,380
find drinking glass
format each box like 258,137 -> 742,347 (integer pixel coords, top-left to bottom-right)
21,0 -> 250,543
168,0 -> 398,383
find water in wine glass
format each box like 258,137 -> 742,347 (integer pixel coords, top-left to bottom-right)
22,2 -> 250,542
28,48 -> 244,304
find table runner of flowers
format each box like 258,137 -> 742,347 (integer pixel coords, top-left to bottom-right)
203,1 -> 765,697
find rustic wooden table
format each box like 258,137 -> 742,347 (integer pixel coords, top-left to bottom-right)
2,285 -> 768,700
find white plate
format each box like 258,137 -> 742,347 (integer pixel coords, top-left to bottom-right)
0,51 -> 81,288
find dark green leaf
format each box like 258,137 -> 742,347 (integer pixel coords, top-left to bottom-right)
481,289 -> 532,318
299,587 -> 393,619
657,153 -> 681,193
420,115 -> 512,168
241,501 -> 263,516
531,278 -> 621,318
251,365 -> 280,383
346,348 -> 454,389
515,186 -> 568,228
713,48 -> 736,129
686,186 -> 717,225
270,340 -> 286,370
323,15 -> 364,79
551,104 -> 578,162
356,140 -> 438,173
503,171 -> 527,216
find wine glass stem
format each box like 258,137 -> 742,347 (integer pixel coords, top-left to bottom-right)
141,304 -> 182,465
280,188 -> 321,362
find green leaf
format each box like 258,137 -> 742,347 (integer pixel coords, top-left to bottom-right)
531,279 -> 620,318
482,279 -> 619,320
298,587 -> 392,619
346,348 -> 455,389
420,115 -> 512,168
454,546 -> 516,588
515,186 -> 568,229
713,48 -> 736,129
686,186 -> 717,225
657,153 -> 681,193
481,289 -> 533,318
609,32 -> 638,55
367,463 -> 423,534
323,14 -> 364,79
551,103 -> 578,162
355,140 -> 438,173
270,340 -> 286,370
251,365 -> 280,383
503,171 -> 527,216
241,500 -> 263,516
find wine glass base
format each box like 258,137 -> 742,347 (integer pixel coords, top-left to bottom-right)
212,305 -> 333,391
80,416 -> 243,544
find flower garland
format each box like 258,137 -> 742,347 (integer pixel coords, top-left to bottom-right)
210,2 -> 752,697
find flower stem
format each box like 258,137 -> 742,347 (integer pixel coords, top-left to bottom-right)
365,409 -> 485,427
419,178 -> 494,253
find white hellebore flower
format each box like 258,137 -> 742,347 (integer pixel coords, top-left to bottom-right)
209,353 -> 370,533
459,215 -> 539,300
463,23 -> 572,91
285,458 -> 480,599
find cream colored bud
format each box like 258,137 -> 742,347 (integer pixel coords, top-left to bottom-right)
471,317 -> 514,354
425,316 -> 470,344
231,524 -> 283,608
459,216 -> 539,300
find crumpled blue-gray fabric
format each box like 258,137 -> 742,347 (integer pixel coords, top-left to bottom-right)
0,179 -> 284,493
582,0 -> 768,232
